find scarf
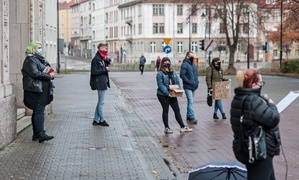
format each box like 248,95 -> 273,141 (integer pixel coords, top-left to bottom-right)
98,50 -> 108,60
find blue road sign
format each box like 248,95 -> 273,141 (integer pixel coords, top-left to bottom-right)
163,46 -> 172,54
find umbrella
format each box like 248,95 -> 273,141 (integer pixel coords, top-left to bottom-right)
188,161 -> 247,180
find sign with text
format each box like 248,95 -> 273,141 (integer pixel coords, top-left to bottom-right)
212,81 -> 231,100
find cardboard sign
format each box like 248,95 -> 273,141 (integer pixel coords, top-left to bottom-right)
212,81 -> 231,100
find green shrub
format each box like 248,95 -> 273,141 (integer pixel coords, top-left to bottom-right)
281,59 -> 299,73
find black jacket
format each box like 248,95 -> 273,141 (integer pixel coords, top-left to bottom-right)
90,52 -> 110,90
230,88 -> 281,163
22,54 -> 52,93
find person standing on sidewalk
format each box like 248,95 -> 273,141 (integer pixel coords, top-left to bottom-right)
156,57 -> 193,133
230,69 -> 281,180
139,54 -> 146,74
180,51 -> 199,124
22,41 -> 55,143
155,56 -> 161,71
90,43 -> 111,127
205,57 -> 230,120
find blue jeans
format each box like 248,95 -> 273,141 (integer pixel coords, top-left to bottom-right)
94,90 -> 106,122
214,100 -> 225,114
32,103 -> 45,133
184,89 -> 195,119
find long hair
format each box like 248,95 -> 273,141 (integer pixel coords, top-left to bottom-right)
159,57 -> 173,73
26,41 -> 42,54
236,69 -> 260,88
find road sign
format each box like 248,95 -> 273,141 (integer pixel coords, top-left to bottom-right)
205,40 -> 214,51
163,38 -> 171,45
163,46 -> 172,54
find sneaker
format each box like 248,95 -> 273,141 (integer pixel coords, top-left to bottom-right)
164,128 -> 173,133
187,118 -> 198,124
180,127 -> 193,132
92,121 -> 101,125
99,120 -> 109,127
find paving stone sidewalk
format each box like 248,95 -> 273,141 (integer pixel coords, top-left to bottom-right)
0,73 -> 182,180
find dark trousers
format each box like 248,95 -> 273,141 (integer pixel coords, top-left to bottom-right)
246,155 -> 276,180
139,65 -> 144,74
31,104 -> 45,134
157,94 -> 185,128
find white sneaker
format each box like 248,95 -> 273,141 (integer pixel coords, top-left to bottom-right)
164,128 -> 173,133
180,127 -> 193,132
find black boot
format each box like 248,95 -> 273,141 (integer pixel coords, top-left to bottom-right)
213,113 -> 219,119
32,134 -> 38,141
37,131 -> 54,143
222,113 -> 227,119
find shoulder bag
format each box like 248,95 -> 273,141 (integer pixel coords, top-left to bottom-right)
207,68 -> 213,107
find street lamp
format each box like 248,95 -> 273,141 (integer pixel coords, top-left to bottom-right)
189,16 -> 191,52
280,0 -> 283,68
201,6 -> 211,64
244,8 -> 250,69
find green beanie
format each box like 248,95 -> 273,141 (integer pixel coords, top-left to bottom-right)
26,41 -> 42,54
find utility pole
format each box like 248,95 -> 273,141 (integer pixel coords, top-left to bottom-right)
280,0 -> 283,68
56,0 -> 60,74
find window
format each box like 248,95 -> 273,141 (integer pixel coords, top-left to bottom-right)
150,42 -> 156,53
177,41 -> 183,53
192,23 -> 197,34
153,4 -> 164,16
273,49 -> 278,56
177,4 -> 183,16
114,26 -> 118,38
243,23 -> 249,34
153,23 -> 164,34
220,23 -> 225,34
191,42 -> 197,52
266,0 -> 276,4
138,5 -> 142,16
109,27 -> 113,38
177,23 -> 183,34
296,50 -> 299,57
138,24 -> 142,34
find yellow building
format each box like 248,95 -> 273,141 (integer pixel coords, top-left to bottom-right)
59,0 -> 73,54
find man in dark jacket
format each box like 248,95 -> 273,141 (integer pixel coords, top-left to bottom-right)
139,54 -> 146,74
90,43 -> 111,126
180,51 -> 199,124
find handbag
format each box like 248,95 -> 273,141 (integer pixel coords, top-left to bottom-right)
207,90 -> 213,107
206,68 -> 213,107
238,96 -> 267,164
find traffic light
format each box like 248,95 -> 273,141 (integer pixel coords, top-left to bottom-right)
199,40 -> 205,51
263,42 -> 268,52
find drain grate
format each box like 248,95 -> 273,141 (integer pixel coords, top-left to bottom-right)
88,147 -> 107,150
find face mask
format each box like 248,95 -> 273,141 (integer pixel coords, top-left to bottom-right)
37,48 -> 42,56
217,62 -> 221,67
189,57 -> 194,62
163,63 -> 170,68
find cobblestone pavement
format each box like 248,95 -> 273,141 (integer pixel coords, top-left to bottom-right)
0,71 -> 298,180
109,72 -> 299,180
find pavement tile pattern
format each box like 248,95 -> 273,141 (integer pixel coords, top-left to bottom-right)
0,71 -> 298,180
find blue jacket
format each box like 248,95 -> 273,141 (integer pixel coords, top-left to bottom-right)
156,70 -> 181,96
180,58 -> 199,90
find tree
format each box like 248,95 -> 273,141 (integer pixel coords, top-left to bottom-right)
182,0 -> 260,72
268,0 -> 299,57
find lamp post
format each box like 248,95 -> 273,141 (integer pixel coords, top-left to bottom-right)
201,6 -> 211,64
57,0 -> 60,74
280,0 -> 283,68
244,8 -> 250,69
189,16 -> 191,52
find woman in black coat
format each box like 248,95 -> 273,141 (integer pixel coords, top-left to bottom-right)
230,69 -> 281,180
22,41 -> 55,143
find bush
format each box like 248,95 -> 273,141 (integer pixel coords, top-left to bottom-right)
281,59 -> 299,73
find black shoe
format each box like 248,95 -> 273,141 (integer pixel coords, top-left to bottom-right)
37,131 -> 54,143
99,120 -> 109,127
187,118 -> 197,124
222,113 -> 227,119
32,134 -> 38,141
213,113 -> 219,119
92,121 -> 101,125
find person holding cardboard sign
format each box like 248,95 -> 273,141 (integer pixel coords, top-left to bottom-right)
156,57 -> 192,133
206,58 -> 230,120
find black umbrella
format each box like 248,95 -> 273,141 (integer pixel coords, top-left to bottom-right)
188,161 -> 247,180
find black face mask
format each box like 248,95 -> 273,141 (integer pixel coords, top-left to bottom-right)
217,62 -> 221,67
189,57 -> 194,62
163,63 -> 171,68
